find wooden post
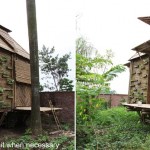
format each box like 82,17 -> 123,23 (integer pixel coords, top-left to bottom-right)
26,0 -> 42,135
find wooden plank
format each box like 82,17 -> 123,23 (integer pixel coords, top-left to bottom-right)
122,103 -> 150,109
128,61 -> 133,103
15,107 -> 62,112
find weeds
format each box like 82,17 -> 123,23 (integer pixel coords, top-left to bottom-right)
77,107 -> 150,149
4,131 -> 74,150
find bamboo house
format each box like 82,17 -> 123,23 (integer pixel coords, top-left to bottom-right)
0,25 -> 31,110
127,17 -> 150,104
0,25 -> 62,127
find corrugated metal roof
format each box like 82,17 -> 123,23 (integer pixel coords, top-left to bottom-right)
138,16 -> 150,25
0,25 -> 29,59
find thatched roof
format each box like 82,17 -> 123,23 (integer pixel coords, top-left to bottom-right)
0,25 -> 29,59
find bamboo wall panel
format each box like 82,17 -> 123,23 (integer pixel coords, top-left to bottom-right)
15,83 -> 31,107
15,59 -> 31,84
128,55 -> 150,103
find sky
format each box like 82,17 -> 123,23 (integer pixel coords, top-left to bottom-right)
76,0 -> 150,94
0,0 -> 76,90
1,0 -> 150,93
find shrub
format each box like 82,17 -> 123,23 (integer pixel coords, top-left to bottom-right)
77,107 -> 150,149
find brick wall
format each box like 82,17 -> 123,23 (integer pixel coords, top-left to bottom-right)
99,94 -> 128,107
40,92 -> 74,125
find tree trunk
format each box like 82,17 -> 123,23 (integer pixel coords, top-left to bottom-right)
26,0 -> 42,135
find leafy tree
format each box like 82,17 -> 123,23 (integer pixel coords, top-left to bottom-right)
39,45 -> 74,91
76,37 -> 126,148
76,36 -> 96,57
59,78 -> 74,91
76,38 -> 125,122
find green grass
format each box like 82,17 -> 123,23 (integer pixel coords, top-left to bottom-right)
77,107 -> 150,150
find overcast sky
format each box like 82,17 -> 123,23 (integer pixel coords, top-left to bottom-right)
1,0 -> 150,93
76,0 -> 150,94
0,0 -> 76,90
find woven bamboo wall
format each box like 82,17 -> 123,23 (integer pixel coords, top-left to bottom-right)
15,58 -> 31,107
128,55 -> 150,103
15,83 -> 31,107
15,59 -> 31,84
0,48 -> 14,109
0,51 -> 31,108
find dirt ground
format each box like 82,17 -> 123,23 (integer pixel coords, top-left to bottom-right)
0,126 -> 75,150
0,113 -> 75,149
0,127 -> 25,142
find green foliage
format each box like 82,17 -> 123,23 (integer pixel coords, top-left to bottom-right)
103,65 -> 126,81
76,36 -> 95,57
76,36 -> 125,122
76,37 -> 125,91
61,123 -> 70,131
39,84 -> 44,92
135,89 -> 145,103
4,132 -> 74,150
0,56 -> 7,64
77,97 -> 107,124
0,87 -> 4,93
77,107 -> 150,149
39,45 -> 74,91
7,78 -> 14,85
76,37 -> 126,149
51,136 -> 74,150
59,78 -> 74,91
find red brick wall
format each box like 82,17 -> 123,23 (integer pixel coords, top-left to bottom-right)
99,94 -> 128,107
40,92 -> 74,125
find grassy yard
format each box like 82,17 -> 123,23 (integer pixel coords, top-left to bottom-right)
77,107 -> 150,150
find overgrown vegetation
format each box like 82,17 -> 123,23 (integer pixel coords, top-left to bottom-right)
3,130 -> 74,150
76,37 -> 150,149
77,107 -> 150,150
76,37 -> 126,149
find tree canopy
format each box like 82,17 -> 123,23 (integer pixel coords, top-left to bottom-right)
76,37 -> 126,122
39,45 -> 74,91
76,37 -> 125,97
